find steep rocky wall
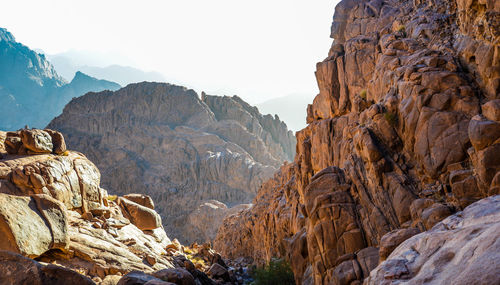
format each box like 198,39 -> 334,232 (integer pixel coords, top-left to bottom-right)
214,0 -> 500,284
48,82 -> 296,243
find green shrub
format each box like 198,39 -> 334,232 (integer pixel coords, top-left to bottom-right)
396,25 -> 406,37
384,112 -> 398,126
251,259 -> 295,285
359,89 -> 367,99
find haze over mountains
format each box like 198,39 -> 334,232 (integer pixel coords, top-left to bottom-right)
257,93 -> 315,131
48,52 -> 167,86
0,28 -> 120,131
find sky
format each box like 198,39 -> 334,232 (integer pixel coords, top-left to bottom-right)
1,0 -> 339,104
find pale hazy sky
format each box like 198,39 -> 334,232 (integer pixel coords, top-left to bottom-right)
1,0 -> 339,104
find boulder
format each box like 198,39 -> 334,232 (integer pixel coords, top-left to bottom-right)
117,271 -> 174,285
207,263 -> 230,281
31,194 -> 69,250
4,132 -> 22,154
379,227 -> 420,261
20,129 -> 53,154
0,250 -> 95,285
366,195 -> 500,285
0,194 -> 56,258
152,268 -> 196,285
124,193 -> 155,210
44,129 -> 67,154
118,197 -> 162,231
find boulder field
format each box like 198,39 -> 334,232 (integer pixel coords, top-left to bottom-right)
214,0 -> 500,284
0,129 -> 239,285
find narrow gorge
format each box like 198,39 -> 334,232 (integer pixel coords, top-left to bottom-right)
0,0 -> 499,284
215,0 -> 500,284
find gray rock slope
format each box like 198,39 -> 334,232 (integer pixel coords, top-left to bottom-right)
48,82 -> 296,243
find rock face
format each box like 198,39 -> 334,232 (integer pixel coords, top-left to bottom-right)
367,195 -> 500,285
47,82 -> 295,243
0,27 -> 120,131
0,130 -> 234,285
214,0 -> 500,284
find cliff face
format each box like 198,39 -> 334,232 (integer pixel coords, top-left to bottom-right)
0,28 -> 120,131
215,0 -> 500,284
0,129 -> 238,284
47,82 -> 296,243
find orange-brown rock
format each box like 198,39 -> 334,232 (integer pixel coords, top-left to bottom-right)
215,0 -> 500,284
118,196 -> 162,231
0,131 -> 232,284
0,250 -> 95,285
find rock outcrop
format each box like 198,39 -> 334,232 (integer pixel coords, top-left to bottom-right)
0,130 -> 237,285
47,82 -> 295,243
366,195 -> 500,285
0,28 -> 120,131
215,0 -> 500,284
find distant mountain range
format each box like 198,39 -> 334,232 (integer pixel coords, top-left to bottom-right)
0,28 -> 121,130
48,53 -> 166,86
257,93 -> 314,131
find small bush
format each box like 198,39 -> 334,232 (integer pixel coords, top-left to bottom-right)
396,25 -> 407,37
61,150 -> 70,156
384,112 -> 398,126
251,259 -> 295,285
359,89 -> 367,99
107,195 -> 117,201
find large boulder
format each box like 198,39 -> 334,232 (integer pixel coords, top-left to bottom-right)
0,250 -> 95,285
0,193 -> 68,258
366,195 -> 500,284
124,193 -> 155,210
20,129 -> 53,154
116,271 -> 174,285
118,197 -> 162,231
153,268 -> 196,285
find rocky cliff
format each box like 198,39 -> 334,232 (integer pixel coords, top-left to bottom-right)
215,0 -> 500,284
47,82 -> 296,243
0,28 -> 120,131
0,129 -> 239,285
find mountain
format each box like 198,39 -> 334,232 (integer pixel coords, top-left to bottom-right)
0,129 -> 239,284
257,93 -> 315,131
0,28 -> 120,131
47,82 -> 296,243
215,0 -> 500,284
49,53 -> 166,86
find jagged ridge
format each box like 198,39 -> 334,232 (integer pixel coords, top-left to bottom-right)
48,82 -> 296,244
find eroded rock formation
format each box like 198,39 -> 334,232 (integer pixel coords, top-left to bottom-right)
0,130 -> 239,285
366,195 -> 500,285
47,82 -> 295,243
215,0 -> 500,284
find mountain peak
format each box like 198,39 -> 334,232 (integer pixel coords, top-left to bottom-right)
0,28 -> 15,42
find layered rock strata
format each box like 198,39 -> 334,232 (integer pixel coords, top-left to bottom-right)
47,82 -> 295,243
215,0 -> 500,284
0,130 -> 237,285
